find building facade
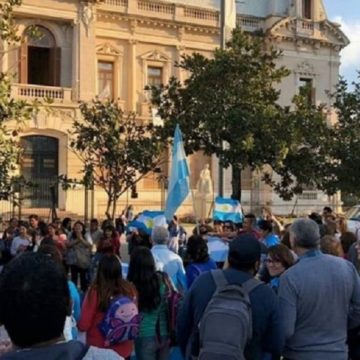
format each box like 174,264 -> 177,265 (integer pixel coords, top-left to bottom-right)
0,0 -> 349,219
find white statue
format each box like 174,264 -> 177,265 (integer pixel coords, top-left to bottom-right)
197,164 -> 213,195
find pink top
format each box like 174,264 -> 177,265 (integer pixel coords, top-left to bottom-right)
78,288 -> 134,358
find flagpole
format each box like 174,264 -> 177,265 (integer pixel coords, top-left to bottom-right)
189,184 -> 200,235
218,0 -> 226,197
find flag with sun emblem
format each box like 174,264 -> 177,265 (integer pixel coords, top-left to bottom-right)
165,124 -> 190,221
213,196 -> 243,223
129,211 -> 167,235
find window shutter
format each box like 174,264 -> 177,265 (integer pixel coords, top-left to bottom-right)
54,47 -> 61,86
19,42 -> 28,84
50,47 -> 61,86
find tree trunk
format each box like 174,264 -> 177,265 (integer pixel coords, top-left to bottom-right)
111,197 -> 117,222
105,196 -> 112,220
231,165 -> 242,202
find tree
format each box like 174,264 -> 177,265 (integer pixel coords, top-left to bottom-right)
0,0 -> 39,200
69,99 -> 166,220
325,75 -> 360,199
149,28 -> 333,201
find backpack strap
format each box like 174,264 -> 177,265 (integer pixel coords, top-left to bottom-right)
241,278 -> 263,294
77,344 -> 90,360
211,269 -> 228,290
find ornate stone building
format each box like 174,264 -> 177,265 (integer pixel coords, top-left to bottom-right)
0,0 -> 349,218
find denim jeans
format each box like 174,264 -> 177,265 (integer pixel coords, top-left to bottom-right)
134,336 -> 169,360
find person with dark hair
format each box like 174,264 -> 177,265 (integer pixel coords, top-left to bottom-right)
127,228 -> 151,255
87,218 -> 103,248
279,218 -> 360,360
37,244 -> 81,341
258,220 -> 280,248
79,254 -> 137,358
239,213 -> 261,239
89,225 -> 121,283
66,221 -> 92,292
43,223 -> 67,255
185,235 -> 217,288
308,212 -> 327,237
127,247 -> 169,360
0,218 -> 18,265
62,217 -> 72,239
177,234 -> 283,359
323,206 -> 333,220
97,225 -> 121,257
265,244 -> 295,293
10,222 -> 31,257
0,252 -> 121,359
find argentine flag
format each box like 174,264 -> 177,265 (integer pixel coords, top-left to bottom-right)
128,210 -> 167,235
165,125 -> 190,221
213,196 -> 243,223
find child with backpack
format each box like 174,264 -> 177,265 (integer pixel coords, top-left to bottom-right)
79,254 -> 139,359
127,246 -> 172,360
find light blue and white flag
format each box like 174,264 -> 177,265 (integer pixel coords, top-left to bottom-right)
207,236 -> 229,263
165,124 -> 190,221
213,196 -> 243,223
128,210 -> 167,235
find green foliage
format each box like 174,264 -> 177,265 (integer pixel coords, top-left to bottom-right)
0,0 -> 22,43
69,99 -> 166,219
0,0 -> 42,198
326,75 -> 360,197
149,28 -> 333,200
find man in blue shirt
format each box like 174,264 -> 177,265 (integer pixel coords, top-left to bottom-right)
177,234 -> 284,360
279,218 -> 360,360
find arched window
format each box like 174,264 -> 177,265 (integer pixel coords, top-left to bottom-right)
19,26 -> 61,86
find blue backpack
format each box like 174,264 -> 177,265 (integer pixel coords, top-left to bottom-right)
98,296 -> 141,346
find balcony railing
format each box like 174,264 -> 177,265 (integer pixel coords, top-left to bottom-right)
98,0 -> 220,27
298,191 -> 318,201
296,19 -> 315,36
237,15 -> 264,31
103,0 -> 128,6
138,0 -> 175,16
184,7 -> 219,22
11,84 -> 72,102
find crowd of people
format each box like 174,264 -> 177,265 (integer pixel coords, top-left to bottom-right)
0,205 -> 359,360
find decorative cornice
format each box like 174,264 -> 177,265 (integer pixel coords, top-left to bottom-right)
96,11 -> 219,35
96,42 -> 123,56
267,17 -> 349,51
140,49 -> 169,62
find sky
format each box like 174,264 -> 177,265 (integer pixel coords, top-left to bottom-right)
324,0 -> 360,85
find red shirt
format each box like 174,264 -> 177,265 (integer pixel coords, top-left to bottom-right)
78,288 -> 134,357
238,228 -> 262,240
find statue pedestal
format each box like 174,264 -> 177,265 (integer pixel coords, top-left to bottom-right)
194,192 -> 213,220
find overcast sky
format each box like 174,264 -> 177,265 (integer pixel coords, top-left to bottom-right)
324,0 -> 360,85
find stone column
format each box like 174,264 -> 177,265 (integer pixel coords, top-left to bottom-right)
128,39 -> 137,112
78,1 -> 97,101
176,44 -> 185,83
